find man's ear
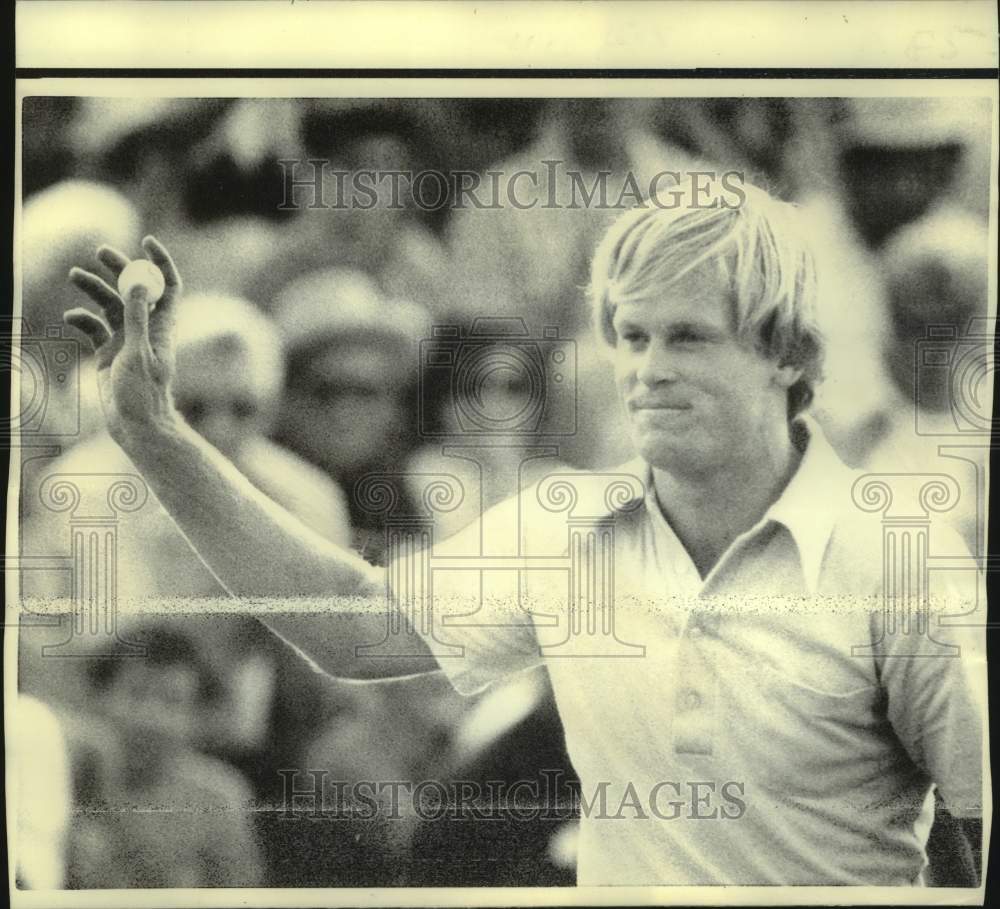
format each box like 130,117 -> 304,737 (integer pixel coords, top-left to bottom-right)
772,363 -> 803,390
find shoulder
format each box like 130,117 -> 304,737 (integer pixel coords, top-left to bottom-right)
824,466 -> 976,591
477,458 -> 648,552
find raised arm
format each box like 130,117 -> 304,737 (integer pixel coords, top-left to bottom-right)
64,237 -> 437,678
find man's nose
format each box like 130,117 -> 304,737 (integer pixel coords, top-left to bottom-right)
635,343 -> 678,387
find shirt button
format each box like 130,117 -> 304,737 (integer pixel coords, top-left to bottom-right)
682,690 -> 703,710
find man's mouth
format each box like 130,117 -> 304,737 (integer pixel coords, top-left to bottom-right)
629,400 -> 693,412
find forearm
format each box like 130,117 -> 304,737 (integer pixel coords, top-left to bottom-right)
115,418 -> 439,678
117,415 -> 382,600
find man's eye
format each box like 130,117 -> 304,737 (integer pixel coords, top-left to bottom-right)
307,382 -> 387,404
671,330 -> 707,345
620,331 -> 647,347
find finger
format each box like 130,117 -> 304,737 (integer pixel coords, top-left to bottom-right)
68,267 -> 125,330
64,308 -> 111,352
96,245 -> 132,280
141,236 -> 182,303
121,283 -> 152,357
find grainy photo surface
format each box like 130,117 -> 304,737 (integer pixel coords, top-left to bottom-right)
7,6 -> 997,902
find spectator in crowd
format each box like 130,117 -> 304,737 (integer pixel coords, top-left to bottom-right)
67,623 -> 264,888
18,181 -> 141,518
69,98 -> 231,239
863,206 -> 991,555
21,180 -> 140,341
298,673 -> 470,886
446,99 -> 708,335
804,97 -> 992,466
836,98 -> 992,250
163,99 -> 306,309
271,268 -> 431,564
405,313 -> 573,541
271,125 -> 456,319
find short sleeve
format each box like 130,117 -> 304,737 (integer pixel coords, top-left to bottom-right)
393,490 -> 547,696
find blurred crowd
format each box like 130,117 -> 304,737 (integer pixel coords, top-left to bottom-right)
15,96 -> 993,888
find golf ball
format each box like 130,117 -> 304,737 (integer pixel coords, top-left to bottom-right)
117,259 -> 166,306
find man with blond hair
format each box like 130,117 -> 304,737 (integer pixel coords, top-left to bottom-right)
61,182 -> 983,886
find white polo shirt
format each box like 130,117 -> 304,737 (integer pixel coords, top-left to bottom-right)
412,419 -> 985,885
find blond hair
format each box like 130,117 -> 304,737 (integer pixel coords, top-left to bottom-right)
589,183 -> 823,418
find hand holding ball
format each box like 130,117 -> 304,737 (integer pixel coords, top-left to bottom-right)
117,259 -> 166,307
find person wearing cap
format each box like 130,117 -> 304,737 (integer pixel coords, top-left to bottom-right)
270,267 -> 431,563
63,179 -> 984,886
267,126 -> 457,320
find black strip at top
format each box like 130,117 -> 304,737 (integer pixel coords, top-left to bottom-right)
14,67 -> 1000,80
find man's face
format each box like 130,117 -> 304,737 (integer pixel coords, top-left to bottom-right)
173,344 -> 272,461
279,344 -> 410,478
104,662 -> 200,747
611,263 -> 789,476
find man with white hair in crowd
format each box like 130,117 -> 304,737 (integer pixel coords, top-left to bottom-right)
865,206 -> 992,557
62,181 -> 984,886
17,181 -> 141,520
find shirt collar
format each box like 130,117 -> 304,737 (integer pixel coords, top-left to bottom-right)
764,416 -> 851,594
606,415 -> 850,595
